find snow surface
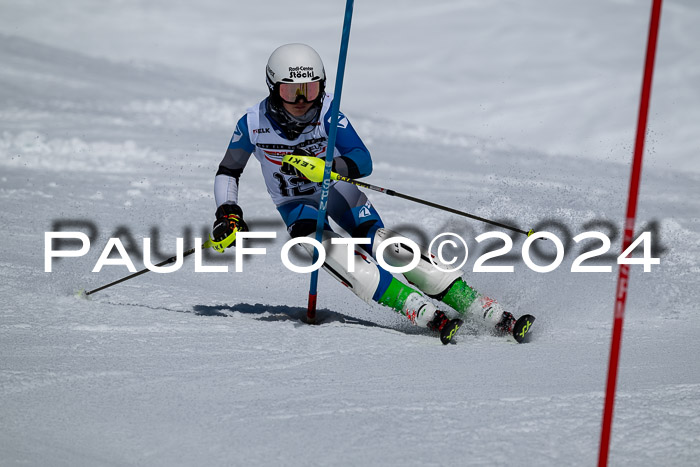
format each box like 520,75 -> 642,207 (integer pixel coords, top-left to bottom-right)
1,1 -> 699,466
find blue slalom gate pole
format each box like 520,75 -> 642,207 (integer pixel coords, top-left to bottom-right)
307,0 -> 355,323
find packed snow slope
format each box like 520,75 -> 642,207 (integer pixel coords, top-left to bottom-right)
1,7 -> 699,467
2,0 -> 700,174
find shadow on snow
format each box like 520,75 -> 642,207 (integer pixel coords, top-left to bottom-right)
192,302 -> 406,332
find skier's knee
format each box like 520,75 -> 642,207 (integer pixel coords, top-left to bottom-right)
348,219 -> 382,253
372,227 -> 463,298
297,231 -> 386,304
287,219 -> 317,238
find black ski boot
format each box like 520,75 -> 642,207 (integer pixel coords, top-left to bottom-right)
428,310 -> 463,345
495,311 -> 516,335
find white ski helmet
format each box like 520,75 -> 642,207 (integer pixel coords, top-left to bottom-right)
266,43 -> 326,96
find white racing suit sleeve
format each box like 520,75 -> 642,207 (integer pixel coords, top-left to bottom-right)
215,116 -> 254,207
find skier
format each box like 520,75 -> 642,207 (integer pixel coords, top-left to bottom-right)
212,43 -> 528,344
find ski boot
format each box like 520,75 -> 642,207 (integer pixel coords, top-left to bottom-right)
495,311 -> 516,335
466,295 -> 535,343
399,292 -> 463,345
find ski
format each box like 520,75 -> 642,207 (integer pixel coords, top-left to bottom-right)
439,318 -> 464,345
512,314 -> 535,343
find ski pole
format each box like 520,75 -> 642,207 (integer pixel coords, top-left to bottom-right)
84,237 -> 218,296
306,0 -> 356,324
282,154 -> 537,238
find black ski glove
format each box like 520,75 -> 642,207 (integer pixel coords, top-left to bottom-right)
212,203 -> 249,243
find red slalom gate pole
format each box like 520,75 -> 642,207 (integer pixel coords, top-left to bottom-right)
598,1 -> 663,465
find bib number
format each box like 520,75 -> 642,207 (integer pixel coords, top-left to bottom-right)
273,173 -> 320,198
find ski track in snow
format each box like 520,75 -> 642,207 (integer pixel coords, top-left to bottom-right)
1,8 -> 700,467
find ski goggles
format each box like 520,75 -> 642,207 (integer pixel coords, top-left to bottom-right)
277,81 -> 322,104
